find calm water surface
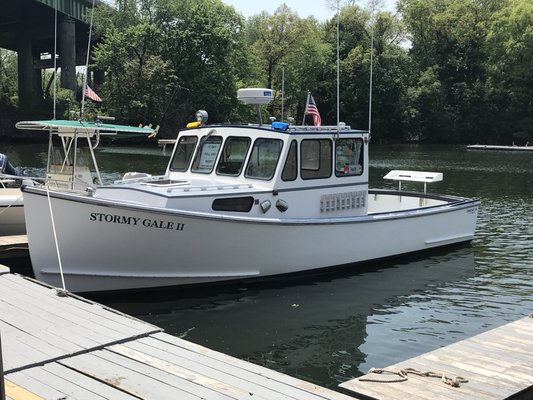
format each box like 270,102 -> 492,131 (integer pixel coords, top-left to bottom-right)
2,141 -> 532,390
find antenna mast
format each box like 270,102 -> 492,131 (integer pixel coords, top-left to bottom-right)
80,0 -> 97,120
336,0 -> 340,129
53,0 -> 58,120
368,0 -> 379,136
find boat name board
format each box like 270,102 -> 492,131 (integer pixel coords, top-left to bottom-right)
90,212 -> 185,231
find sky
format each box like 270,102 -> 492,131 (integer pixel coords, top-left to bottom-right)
222,0 -> 397,20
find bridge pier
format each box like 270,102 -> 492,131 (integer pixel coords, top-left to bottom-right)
0,0 -> 104,120
16,35 -> 35,113
59,16 -> 77,93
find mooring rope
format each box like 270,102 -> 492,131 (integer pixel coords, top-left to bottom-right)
45,184 -> 67,295
359,367 -> 469,388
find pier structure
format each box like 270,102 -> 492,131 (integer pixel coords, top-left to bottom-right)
0,266 -> 354,400
0,0 -> 107,115
340,315 -> 533,399
0,258 -> 532,399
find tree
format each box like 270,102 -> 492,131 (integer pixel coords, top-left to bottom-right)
0,49 -> 18,111
485,0 -> 533,143
319,4 -> 410,138
243,5 -> 326,121
397,0 -> 500,142
92,0 -> 246,135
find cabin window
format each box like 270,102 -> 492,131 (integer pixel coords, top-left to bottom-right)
335,138 -> 364,176
191,136 -> 222,173
245,138 -> 283,180
212,196 -> 254,212
301,139 -> 332,179
170,136 -> 198,171
281,140 -> 298,181
216,137 -> 251,176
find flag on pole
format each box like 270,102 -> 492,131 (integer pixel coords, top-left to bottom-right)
85,85 -> 102,102
304,91 -> 321,126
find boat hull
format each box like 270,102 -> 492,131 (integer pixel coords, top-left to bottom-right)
22,186 -> 479,293
0,189 -> 25,235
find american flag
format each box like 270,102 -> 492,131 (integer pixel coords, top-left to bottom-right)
85,85 -> 102,102
305,92 -> 321,126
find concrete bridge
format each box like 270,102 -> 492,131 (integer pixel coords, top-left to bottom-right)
0,0 -> 108,114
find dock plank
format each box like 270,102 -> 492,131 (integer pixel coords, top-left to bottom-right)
7,363 -> 139,400
60,350 -> 236,400
396,357 -> 515,399
2,273 -> 159,335
149,333 -> 355,400
0,273 -> 161,372
108,342 -> 285,400
1,270 -> 358,400
4,379 -> 44,400
340,316 -> 533,400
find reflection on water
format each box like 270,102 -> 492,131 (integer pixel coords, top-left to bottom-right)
102,248 -> 476,387
2,142 -> 533,389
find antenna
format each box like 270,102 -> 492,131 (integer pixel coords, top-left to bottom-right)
281,64 -> 285,122
80,0 -> 97,121
53,0 -> 58,120
368,0 -> 375,136
336,0 -> 340,130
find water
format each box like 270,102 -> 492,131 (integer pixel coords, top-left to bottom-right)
2,141 -> 532,390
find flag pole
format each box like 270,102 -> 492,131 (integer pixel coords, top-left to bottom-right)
302,91 -> 310,125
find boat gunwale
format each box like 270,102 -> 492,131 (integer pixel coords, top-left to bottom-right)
21,184 -> 480,226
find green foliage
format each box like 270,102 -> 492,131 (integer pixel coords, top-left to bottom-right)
92,0 -> 245,135
53,0 -> 529,144
0,49 -> 18,110
244,5 -> 325,121
485,0 -> 533,143
397,0 -> 495,142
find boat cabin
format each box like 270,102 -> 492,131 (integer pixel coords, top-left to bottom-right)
125,120 -> 372,219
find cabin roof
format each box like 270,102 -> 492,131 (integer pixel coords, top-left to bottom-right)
183,123 -> 368,136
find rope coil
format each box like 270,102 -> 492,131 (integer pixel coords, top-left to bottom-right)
359,367 -> 468,388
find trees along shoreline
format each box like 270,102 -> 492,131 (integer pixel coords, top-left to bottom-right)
0,0 -> 531,145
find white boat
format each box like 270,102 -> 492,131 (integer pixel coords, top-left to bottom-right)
18,91 -> 480,293
0,186 -> 25,236
0,154 -> 25,235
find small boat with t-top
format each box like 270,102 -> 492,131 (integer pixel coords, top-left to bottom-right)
18,89 -> 480,293
0,153 -> 25,235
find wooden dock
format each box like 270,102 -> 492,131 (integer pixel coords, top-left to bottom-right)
0,266 -> 355,400
466,144 -> 533,152
0,235 -> 28,260
340,315 -> 533,400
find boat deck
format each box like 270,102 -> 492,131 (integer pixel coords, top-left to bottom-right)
0,266 -> 355,400
340,315 -> 533,400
